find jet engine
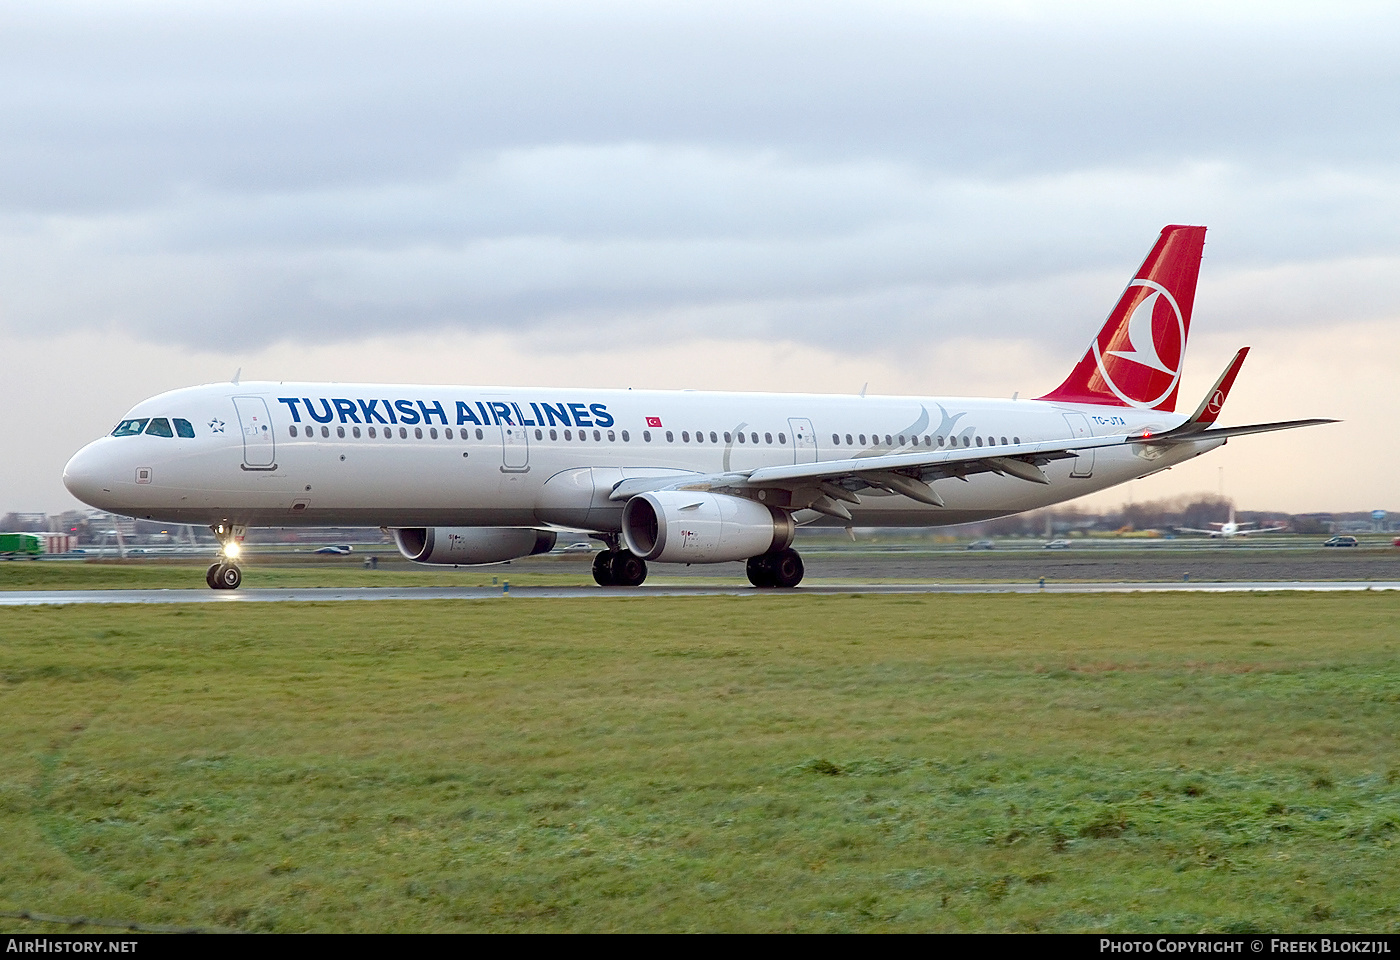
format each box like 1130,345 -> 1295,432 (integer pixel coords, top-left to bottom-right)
621,491 -> 794,563
393,527 -> 557,565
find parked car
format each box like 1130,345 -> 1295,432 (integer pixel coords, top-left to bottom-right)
313,544 -> 354,555
967,540 -> 995,550
1322,536 -> 1358,548
561,541 -> 595,553
1044,539 -> 1072,550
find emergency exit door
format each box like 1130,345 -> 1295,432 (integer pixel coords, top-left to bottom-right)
788,418 -> 817,464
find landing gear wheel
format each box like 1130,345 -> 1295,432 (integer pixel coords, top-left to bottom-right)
610,551 -> 648,587
211,563 -> 242,590
746,555 -> 776,588
770,548 -> 804,588
592,550 -> 617,586
749,549 -> 803,589
206,563 -> 223,589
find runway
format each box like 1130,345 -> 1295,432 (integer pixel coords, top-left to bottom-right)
2,581 -> 1398,605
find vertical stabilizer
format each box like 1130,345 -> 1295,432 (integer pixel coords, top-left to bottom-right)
1039,225 -> 1207,412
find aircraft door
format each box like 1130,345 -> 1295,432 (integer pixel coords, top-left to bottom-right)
1062,413 -> 1094,478
232,396 -> 277,469
501,423 -> 529,472
788,418 -> 817,464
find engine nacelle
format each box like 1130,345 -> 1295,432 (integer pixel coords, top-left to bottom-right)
393,527 -> 557,565
621,491 -> 794,563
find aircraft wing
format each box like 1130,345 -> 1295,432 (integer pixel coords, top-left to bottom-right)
607,406 -> 1336,520
609,432 -> 1142,519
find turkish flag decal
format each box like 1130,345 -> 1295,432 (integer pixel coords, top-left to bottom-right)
646,416 -> 663,428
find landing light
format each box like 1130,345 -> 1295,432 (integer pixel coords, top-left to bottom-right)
223,543 -> 241,559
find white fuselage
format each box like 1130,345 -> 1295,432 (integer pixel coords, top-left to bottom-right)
63,381 -> 1221,534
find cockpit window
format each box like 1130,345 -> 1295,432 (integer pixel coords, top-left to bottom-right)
112,419 -> 149,437
144,418 -> 174,438
174,418 -> 195,438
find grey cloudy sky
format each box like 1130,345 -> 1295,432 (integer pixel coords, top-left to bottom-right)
3,0 -> 1398,513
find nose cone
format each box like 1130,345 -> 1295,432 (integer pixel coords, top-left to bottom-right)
63,441 -> 116,509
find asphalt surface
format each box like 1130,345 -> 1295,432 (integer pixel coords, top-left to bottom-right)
757,549 -> 1400,583
3,580 -> 1398,605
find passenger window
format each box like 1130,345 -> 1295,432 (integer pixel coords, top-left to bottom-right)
564,429 -> 573,440
289,425 -> 299,438
535,429 -> 543,440
430,427 -> 439,439
976,436 -> 983,447
724,432 -> 732,443
445,428 -> 454,439
737,432 -> 746,443
1000,436 -> 1007,446
884,434 -> 892,446
144,418 -> 174,438
367,426 -> 376,438
643,430 -> 652,442
937,436 -> 944,446
413,427 -> 422,439
1013,436 -> 1020,444
682,431 -> 690,442
764,432 -> 772,444
112,418 -> 149,437
832,434 -> 840,444
858,434 -> 866,445
399,427 -> 407,439
594,430 -> 601,441
778,433 -> 786,444
579,431 -> 586,442
751,432 -> 759,444
846,434 -> 853,445
550,429 -> 558,441
709,431 -> 717,443
337,425 -> 346,438
666,431 -> 674,442
608,430 -> 615,442
174,418 -> 195,438
475,428 -> 484,440
621,430 -> 630,441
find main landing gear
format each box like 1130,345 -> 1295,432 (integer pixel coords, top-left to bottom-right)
592,549 -> 648,587
207,523 -> 246,590
746,547 -> 805,589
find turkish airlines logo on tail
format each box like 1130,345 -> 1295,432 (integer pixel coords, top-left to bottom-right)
1091,279 -> 1186,409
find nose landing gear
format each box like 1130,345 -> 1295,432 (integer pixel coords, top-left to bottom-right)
208,523 -> 247,590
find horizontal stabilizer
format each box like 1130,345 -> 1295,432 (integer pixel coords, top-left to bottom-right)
1145,418 -> 1338,444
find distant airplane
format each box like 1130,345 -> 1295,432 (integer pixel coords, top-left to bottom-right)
1176,506 -> 1286,538
63,225 -> 1335,590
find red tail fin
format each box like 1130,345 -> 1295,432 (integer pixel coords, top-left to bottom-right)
1039,225 -> 1207,412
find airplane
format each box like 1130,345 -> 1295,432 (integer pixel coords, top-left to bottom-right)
1175,506 -> 1286,538
62,225 -> 1335,590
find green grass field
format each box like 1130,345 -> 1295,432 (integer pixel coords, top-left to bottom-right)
2,593 -> 1397,932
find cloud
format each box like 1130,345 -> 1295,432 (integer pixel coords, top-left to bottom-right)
4,150 -> 1400,355
5,1 -> 1399,514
